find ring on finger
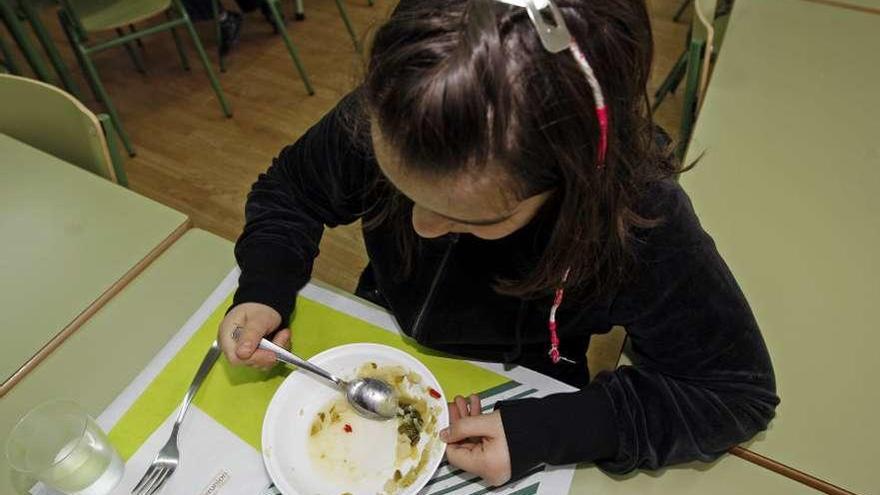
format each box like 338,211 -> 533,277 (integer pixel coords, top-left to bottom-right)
231,325 -> 245,342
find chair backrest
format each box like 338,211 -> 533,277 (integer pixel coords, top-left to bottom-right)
60,0 -> 173,36
0,74 -> 121,183
676,0 -> 718,158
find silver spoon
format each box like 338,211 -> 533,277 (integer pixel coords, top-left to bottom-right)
232,327 -> 398,421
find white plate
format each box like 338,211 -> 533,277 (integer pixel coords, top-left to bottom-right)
262,343 -> 449,495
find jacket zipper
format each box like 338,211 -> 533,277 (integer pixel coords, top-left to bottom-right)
410,234 -> 459,341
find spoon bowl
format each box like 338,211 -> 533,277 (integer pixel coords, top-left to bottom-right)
345,377 -> 399,420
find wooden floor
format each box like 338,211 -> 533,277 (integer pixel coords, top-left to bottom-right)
9,0 -> 689,292
8,0 -> 688,371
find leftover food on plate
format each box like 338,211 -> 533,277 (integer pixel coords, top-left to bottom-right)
306,363 -> 443,494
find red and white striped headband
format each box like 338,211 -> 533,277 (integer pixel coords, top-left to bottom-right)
494,0 -> 609,166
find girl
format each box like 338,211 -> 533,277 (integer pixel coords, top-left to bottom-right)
218,0 -> 778,486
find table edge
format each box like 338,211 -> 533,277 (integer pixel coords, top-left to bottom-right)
0,218 -> 193,397
731,446 -> 857,495
798,0 -> 880,15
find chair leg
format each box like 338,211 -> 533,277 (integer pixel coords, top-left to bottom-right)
77,42 -> 136,156
130,25 -> 144,50
0,0 -> 53,81
334,0 -> 362,53
176,4 -> 233,117
59,10 -> 100,102
652,48 -> 688,111
666,56 -> 689,95
211,0 -> 225,72
116,28 -> 147,74
367,0 -> 374,6
0,27 -> 22,74
166,12 -> 191,71
58,6 -> 135,154
19,0 -> 82,98
673,0 -> 692,22
294,0 -> 305,21
98,114 -> 129,187
266,0 -> 314,95
676,41 -> 704,160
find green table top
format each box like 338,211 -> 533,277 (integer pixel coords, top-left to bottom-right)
0,133 -> 189,391
571,456 -> 814,494
0,229 -> 809,495
0,224 -> 816,493
680,0 -> 880,493
0,229 -> 234,494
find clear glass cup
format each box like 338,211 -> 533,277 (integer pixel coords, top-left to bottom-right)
6,400 -> 123,495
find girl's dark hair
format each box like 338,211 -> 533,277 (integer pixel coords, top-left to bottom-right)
362,0 -> 678,300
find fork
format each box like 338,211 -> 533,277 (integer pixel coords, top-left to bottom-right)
131,340 -> 222,495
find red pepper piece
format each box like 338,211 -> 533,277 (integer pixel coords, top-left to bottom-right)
343,424 -> 352,433
428,387 -> 441,399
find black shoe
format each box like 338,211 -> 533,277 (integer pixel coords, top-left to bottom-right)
219,11 -> 243,56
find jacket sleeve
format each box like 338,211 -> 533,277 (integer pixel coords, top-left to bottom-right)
497,184 -> 779,477
232,94 -> 375,326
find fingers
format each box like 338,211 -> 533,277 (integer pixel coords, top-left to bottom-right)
271,328 -> 291,349
235,322 -> 267,360
446,443 -> 511,486
440,414 -> 500,444
218,303 -> 283,370
445,441 -> 485,476
449,402 -> 461,422
448,394 -> 483,443
218,311 -> 245,365
443,412 -> 512,487
469,394 -> 481,416
451,394 -> 482,422
248,348 -> 278,370
248,329 -> 290,371
454,395 -> 470,420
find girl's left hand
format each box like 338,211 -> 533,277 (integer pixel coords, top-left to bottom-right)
441,395 -> 512,486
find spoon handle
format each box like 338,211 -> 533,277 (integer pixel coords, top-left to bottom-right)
257,338 -> 344,387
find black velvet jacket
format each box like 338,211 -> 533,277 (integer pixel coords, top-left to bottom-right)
232,95 -> 779,478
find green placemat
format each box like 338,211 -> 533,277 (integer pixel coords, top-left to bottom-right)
109,294 -> 507,460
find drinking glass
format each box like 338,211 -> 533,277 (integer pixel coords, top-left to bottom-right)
6,400 -> 123,495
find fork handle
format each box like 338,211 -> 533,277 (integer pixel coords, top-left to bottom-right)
174,341 -> 222,428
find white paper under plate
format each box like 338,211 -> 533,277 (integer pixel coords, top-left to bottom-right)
262,344 -> 450,495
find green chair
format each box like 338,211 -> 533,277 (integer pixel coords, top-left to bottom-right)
653,0 -> 730,112
57,0 -> 233,157
652,0 -> 721,158
0,73 -> 128,186
0,0 -> 55,81
0,29 -> 22,73
15,0 -> 83,98
210,0 -> 313,95
292,0 -> 372,53
673,0 -> 691,22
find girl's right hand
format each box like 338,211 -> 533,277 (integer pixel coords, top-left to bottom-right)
218,302 -> 290,370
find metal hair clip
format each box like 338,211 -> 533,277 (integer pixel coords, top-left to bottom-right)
495,0 -> 570,53
494,0 -> 609,165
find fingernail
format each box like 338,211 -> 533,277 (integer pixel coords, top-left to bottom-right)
240,342 -> 253,352
440,428 -> 449,441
